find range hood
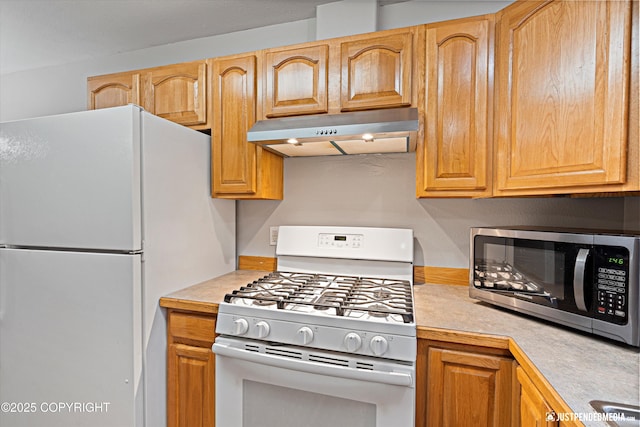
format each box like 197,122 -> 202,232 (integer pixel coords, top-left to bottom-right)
247,108 -> 419,157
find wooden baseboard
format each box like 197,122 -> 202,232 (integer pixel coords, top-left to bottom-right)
238,255 -> 469,286
238,255 -> 277,271
413,266 -> 469,286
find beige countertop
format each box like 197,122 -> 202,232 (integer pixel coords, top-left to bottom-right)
161,270 -> 640,427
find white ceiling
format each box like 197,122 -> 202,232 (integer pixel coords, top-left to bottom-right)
0,0 -> 406,76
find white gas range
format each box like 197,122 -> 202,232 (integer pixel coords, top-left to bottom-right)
214,226 -> 416,427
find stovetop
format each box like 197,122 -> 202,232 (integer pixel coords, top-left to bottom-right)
223,271 -> 414,324
215,226 -> 416,361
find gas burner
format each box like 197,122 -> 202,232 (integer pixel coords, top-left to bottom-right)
366,303 -> 392,318
373,290 -> 392,299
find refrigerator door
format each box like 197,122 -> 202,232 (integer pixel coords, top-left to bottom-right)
0,106 -> 142,251
0,248 -> 143,427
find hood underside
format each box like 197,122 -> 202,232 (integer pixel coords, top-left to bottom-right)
247,108 -> 419,157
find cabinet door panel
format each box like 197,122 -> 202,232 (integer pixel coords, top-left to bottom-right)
517,367 -> 558,427
341,32 -> 413,111
426,347 -> 514,427
211,56 -> 258,195
264,45 -> 329,117
87,72 -> 140,110
168,344 -> 214,427
420,18 -> 492,197
143,61 -> 207,127
495,0 -> 632,193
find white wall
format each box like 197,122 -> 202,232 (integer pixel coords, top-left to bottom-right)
1,0 -> 636,269
237,154 -> 628,267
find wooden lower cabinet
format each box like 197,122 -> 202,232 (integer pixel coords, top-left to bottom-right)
416,338 -> 517,427
516,366 -> 559,427
167,310 -> 216,427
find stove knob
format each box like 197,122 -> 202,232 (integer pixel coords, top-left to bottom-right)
344,332 -> 362,352
297,327 -> 314,345
256,321 -> 271,339
233,318 -> 249,335
370,336 -> 389,356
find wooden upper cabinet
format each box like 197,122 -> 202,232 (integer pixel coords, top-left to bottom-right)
211,55 -> 283,200
87,71 -> 140,110
142,60 -> 208,128
494,0 -> 635,195
340,30 -> 415,111
263,44 -> 329,117
417,16 -> 493,198
211,55 -> 258,195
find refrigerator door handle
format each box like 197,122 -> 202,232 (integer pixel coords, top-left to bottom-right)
0,250 -> 4,321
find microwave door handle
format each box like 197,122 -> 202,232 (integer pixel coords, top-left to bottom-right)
573,248 -> 590,312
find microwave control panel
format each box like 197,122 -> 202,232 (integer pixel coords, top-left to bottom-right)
594,247 -> 629,325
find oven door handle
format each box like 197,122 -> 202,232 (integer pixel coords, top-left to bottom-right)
212,342 -> 413,387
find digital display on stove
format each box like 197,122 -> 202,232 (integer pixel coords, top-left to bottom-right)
334,235 -> 347,241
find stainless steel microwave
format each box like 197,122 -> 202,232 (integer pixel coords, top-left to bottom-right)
470,227 -> 639,346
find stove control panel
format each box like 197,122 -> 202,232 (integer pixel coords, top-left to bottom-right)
318,233 -> 364,249
216,311 -> 416,362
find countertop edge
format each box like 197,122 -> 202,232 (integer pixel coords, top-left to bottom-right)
159,296 -> 219,314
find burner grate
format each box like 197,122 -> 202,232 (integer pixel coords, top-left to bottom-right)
224,271 -> 414,323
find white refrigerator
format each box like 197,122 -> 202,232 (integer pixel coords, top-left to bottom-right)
0,105 -> 236,427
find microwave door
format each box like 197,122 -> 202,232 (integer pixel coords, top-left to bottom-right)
473,260 -> 559,306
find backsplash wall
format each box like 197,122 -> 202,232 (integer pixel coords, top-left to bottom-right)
237,153 -> 631,268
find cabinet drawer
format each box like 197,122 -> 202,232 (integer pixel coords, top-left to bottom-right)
169,311 -> 216,347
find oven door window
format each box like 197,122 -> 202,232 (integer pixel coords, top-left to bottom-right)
473,236 -> 593,312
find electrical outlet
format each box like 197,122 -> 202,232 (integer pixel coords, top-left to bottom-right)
269,226 -> 279,246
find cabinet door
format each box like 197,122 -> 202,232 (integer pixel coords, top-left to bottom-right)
426,347 -> 515,427
517,367 -> 558,427
211,55 -> 283,200
142,61 -> 207,127
211,55 -> 258,195
264,44 -> 329,117
495,0 -> 632,194
340,31 -> 414,111
418,17 -> 493,197
87,72 -> 140,110
167,344 -> 215,427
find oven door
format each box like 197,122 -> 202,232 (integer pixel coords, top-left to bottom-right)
213,336 -> 415,427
